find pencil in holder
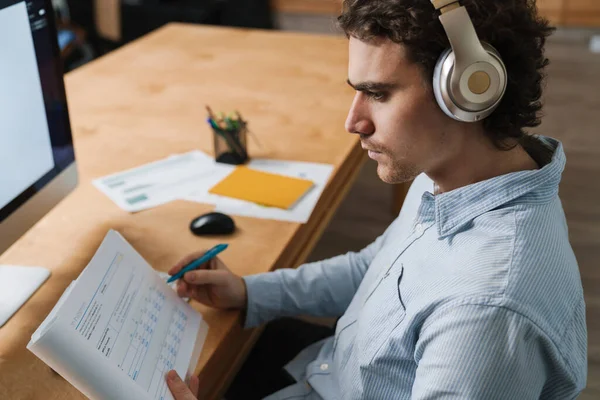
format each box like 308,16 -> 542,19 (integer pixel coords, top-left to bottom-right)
207,110 -> 249,165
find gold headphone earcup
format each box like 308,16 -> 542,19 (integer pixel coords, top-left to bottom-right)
433,43 -> 507,122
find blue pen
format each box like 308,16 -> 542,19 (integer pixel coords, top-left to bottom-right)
166,243 -> 229,283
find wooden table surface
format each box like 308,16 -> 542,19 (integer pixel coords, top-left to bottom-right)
0,23 -> 364,399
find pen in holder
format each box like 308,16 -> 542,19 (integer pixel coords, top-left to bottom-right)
207,107 -> 249,165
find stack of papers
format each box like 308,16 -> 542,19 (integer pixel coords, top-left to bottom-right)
93,151 -> 334,223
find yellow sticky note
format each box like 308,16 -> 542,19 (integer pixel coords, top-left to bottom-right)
209,166 -> 314,209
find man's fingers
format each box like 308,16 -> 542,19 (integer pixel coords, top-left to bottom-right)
184,269 -> 228,286
168,254 -> 200,275
168,251 -> 208,275
176,278 -> 212,305
166,370 -> 196,400
190,286 -> 213,305
189,375 -> 200,397
176,280 -> 189,298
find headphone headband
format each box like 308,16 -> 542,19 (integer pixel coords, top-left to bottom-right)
431,0 -> 460,11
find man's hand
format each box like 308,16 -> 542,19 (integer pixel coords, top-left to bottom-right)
168,251 -> 247,310
166,370 -> 199,400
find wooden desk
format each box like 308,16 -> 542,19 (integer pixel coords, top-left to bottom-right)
0,24 -> 364,399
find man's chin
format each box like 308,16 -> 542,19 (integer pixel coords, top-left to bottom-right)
376,163 -> 418,185
375,164 -> 396,184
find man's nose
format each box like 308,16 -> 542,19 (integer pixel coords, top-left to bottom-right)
345,94 -> 375,136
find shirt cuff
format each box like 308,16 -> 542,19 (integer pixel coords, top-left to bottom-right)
242,272 -> 284,329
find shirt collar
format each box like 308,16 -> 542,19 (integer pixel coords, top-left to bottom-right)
424,136 -> 565,238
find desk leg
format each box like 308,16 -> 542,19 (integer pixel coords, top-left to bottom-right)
392,181 -> 411,216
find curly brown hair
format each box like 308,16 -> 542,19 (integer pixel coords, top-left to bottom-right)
337,0 -> 555,150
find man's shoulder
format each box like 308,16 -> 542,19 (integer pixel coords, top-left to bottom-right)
470,196 -> 574,272
507,198 -> 579,298
440,199 -> 581,333
492,199 -> 583,345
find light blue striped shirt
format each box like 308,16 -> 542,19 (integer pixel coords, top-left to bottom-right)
243,136 -> 587,399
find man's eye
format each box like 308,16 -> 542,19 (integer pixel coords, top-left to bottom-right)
366,91 -> 386,101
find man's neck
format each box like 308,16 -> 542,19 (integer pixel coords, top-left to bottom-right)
428,136 -> 540,194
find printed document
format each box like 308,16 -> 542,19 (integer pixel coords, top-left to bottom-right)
27,230 -> 208,400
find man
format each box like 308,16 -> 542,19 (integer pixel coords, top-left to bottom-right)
166,0 -> 587,398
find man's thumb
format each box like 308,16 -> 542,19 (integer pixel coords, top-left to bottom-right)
166,370 -> 196,400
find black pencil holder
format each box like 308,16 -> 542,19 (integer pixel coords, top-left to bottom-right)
212,124 -> 249,165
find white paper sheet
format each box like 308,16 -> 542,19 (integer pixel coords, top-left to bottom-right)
182,159 -> 334,223
28,230 -> 207,400
93,151 -> 233,212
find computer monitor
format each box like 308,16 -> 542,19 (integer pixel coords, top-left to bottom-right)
0,0 -> 78,254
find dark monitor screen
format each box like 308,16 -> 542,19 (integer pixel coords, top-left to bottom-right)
0,0 -> 75,224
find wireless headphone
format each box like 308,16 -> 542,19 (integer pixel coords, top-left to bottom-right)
431,0 -> 507,122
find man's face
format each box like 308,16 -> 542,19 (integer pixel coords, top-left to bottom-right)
346,36 -> 451,184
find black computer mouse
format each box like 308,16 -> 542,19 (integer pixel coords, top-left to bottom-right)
189,212 -> 235,236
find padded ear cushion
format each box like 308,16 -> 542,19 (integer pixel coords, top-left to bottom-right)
433,48 -> 455,120
432,43 -> 506,122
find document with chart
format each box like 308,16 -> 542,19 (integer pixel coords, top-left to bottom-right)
27,230 -> 208,400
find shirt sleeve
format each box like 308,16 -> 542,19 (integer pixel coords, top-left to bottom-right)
412,303 -> 552,399
242,227 -> 391,328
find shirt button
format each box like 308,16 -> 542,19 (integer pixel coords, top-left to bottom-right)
320,363 -> 329,371
415,223 -> 423,234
